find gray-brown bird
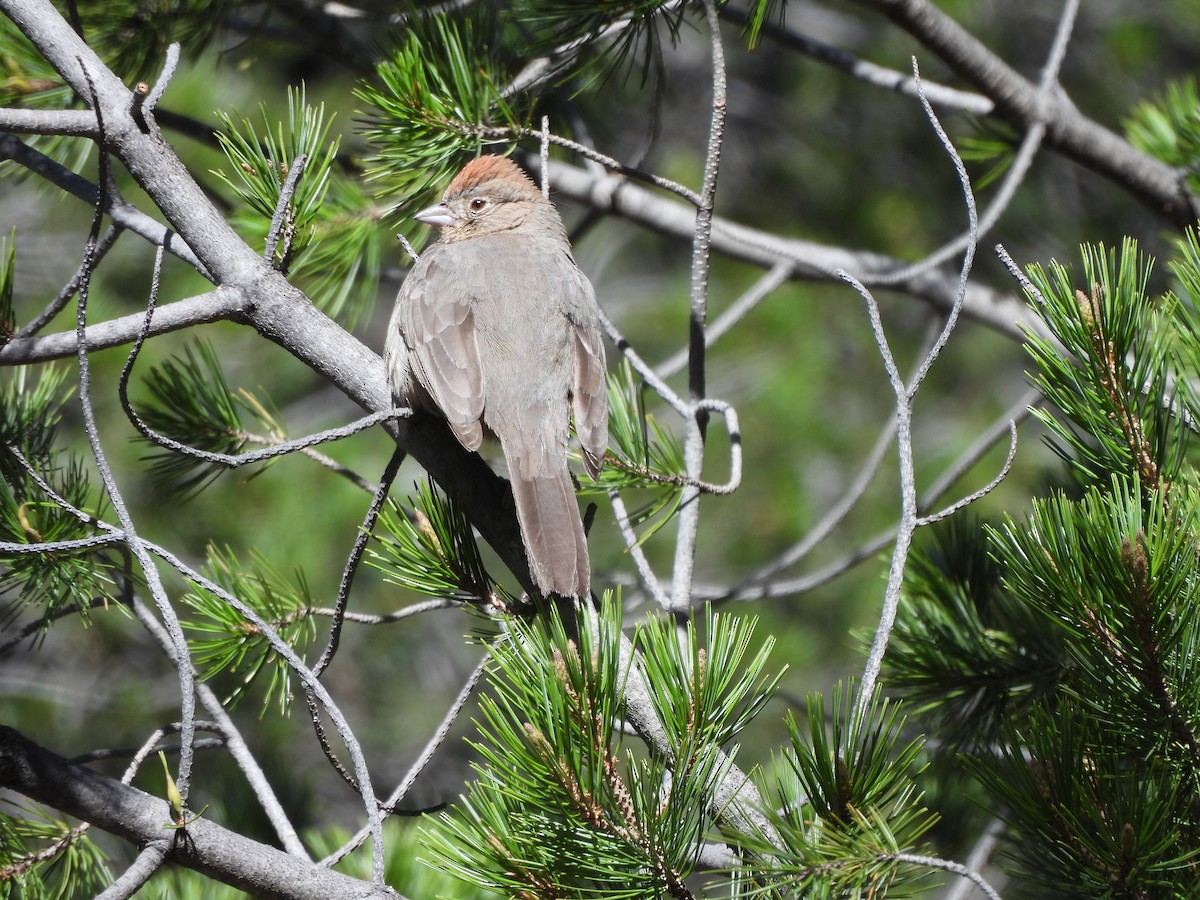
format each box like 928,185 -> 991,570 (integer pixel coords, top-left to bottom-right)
385,155 -> 607,603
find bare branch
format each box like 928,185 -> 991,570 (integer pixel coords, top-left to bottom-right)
719,5 -> 994,115
0,725 -> 400,900
847,0 -> 1197,227
545,157 -> 1040,343
0,289 -> 245,364
670,0 -> 728,612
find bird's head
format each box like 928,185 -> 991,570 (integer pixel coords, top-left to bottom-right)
415,155 -> 558,241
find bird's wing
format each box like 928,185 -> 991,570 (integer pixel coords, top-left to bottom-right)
398,248 -> 486,450
564,264 -> 608,480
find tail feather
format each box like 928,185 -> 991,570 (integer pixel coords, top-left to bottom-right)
509,468 -> 590,601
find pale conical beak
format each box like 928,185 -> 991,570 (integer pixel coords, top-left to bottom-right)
414,201 -> 456,228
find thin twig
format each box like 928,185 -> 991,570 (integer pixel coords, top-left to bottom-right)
0,133 -> 210,276
670,0 -> 727,613
264,153 -> 307,268
892,851 -> 1003,900
905,60 -> 979,397
1,288 -> 245,365
851,62 -> 979,724
313,447 -> 406,678
657,261 -> 793,379
917,422 -> 1017,526
609,487 -> 670,609
131,599 -> 311,859
111,277 -> 405,467
75,65 -> 198,809
143,42 -> 180,124
501,124 -> 700,206
140,541 -> 387,881
718,4 -> 993,115
322,651 -> 491,866
868,0 -> 1078,285
918,388 -> 1040,511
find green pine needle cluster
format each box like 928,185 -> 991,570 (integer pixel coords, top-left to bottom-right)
423,605 -> 939,898
133,339 -> 281,498
181,545 -> 317,717
0,365 -> 114,623
369,480 -> 517,611
211,88 -> 384,324
889,232 -> 1200,894
424,603 -> 755,898
213,87 -> 339,267
752,685 -> 936,897
0,805 -> 111,898
355,9 -> 522,217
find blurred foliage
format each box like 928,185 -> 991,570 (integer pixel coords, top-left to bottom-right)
1126,76 -> 1200,196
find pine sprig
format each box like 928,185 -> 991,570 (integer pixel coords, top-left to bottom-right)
634,605 -> 783,748
892,231 -> 1200,896
1021,239 -> 1188,491
423,602 -> 739,898
968,705 -> 1200,895
213,86 -> 339,269
989,477 -> 1200,774
750,683 -> 936,897
1,367 -> 114,622
0,804 -> 112,898
885,514 -> 1067,752
133,339 -> 280,498
368,481 -> 516,610
506,0 -> 688,88
355,9 -> 523,217
181,545 -> 317,717
291,175 -> 385,327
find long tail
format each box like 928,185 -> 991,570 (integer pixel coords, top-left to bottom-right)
509,466 -> 590,602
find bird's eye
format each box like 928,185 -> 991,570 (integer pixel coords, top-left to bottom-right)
469,197 -> 488,213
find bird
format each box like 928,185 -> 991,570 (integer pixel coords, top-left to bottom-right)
385,154 -> 608,608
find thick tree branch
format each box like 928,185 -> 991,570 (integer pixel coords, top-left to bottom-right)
0,726 -> 398,900
0,106 -> 98,135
